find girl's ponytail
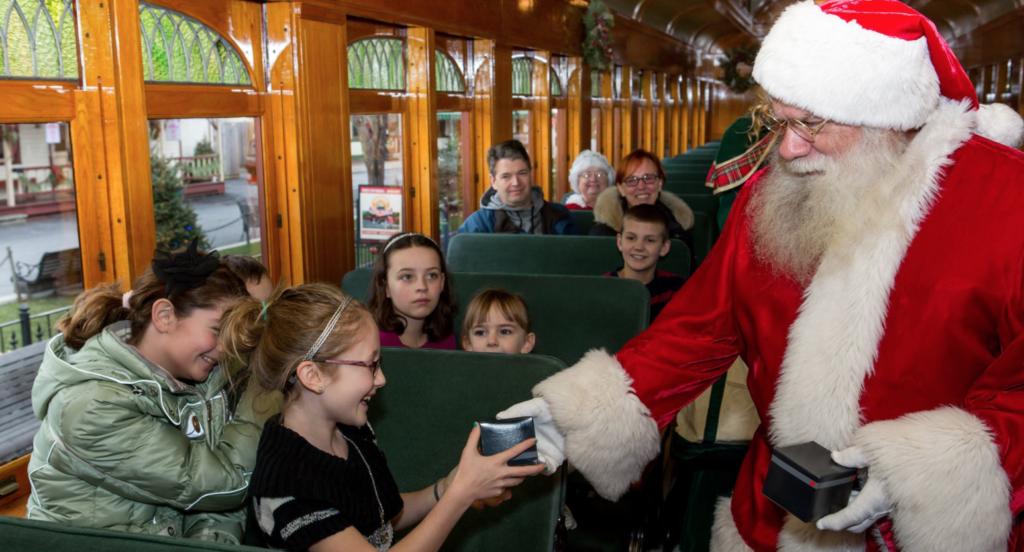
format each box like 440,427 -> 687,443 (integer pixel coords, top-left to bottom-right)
219,294 -> 269,386
57,282 -> 130,350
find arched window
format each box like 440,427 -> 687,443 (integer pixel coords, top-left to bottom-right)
550,69 -> 562,97
0,0 -> 77,79
348,37 -> 405,91
512,56 -> 532,96
435,49 -> 464,93
138,3 -> 251,85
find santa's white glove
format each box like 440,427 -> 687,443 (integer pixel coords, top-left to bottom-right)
497,397 -> 565,474
816,446 -> 891,533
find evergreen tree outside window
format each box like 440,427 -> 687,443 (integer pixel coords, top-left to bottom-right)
138,2 -> 251,85
435,49 -> 464,93
0,0 -> 78,80
348,37 -> 405,91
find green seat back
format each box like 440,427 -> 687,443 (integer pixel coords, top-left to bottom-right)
569,210 -> 595,234
0,516 -> 266,552
446,234 -> 690,280
368,349 -> 566,552
667,193 -> 719,221
342,270 -> 650,365
691,212 -> 714,267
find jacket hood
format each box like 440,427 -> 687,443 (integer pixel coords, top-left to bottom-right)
592,188 -> 695,232
33,321 -> 226,422
481,186 -> 545,210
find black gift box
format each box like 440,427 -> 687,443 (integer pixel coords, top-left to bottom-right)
478,417 -> 540,466
762,441 -> 858,523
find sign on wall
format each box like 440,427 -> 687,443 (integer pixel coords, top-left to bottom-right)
358,186 -> 404,242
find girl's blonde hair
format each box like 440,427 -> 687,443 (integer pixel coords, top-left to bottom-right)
461,289 -> 532,337
56,254 -> 247,350
219,283 -> 372,406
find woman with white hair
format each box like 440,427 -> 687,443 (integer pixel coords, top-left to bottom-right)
565,150 -> 614,210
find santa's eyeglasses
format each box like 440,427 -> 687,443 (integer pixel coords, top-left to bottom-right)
759,111 -> 830,143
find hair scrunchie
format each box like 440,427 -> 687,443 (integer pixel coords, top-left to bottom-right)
151,240 -> 220,298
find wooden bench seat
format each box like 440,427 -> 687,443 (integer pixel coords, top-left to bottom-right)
0,341 -> 47,465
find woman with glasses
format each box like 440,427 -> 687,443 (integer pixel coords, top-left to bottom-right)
590,149 -> 696,265
564,150 -> 614,210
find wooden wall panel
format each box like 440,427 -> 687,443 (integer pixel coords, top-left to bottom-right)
641,71 -> 653,152
566,57 -> 589,179
599,69 -> 614,160
668,75 -> 681,156
532,53 -> 552,200
297,16 -> 354,283
266,3 -> 305,284
471,39 -> 512,208
620,66 -> 633,157
406,27 -> 440,241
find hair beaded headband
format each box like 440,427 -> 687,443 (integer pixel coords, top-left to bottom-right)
284,295 -> 355,392
382,232 -> 434,255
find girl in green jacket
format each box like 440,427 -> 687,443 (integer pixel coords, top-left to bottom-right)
222,284 -> 546,552
26,243 -> 260,544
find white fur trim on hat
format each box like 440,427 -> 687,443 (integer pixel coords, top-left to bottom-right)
753,0 -> 940,130
852,407 -> 1011,552
568,150 -> 615,194
976,102 -> 1024,148
532,349 -> 660,501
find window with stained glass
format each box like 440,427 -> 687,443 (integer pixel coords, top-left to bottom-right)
0,0 -> 78,80
435,49 -> 464,93
512,56 -> 532,96
348,37 -> 405,91
591,69 -> 600,99
138,3 -> 250,85
613,66 -> 622,100
550,69 -> 562,97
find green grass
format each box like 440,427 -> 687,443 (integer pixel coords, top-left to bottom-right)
0,295 -> 76,352
219,241 -> 262,258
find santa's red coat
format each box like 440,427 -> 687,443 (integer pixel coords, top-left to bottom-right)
541,102 -> 1024,552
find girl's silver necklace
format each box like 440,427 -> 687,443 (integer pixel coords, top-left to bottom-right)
342,432 -> 394,551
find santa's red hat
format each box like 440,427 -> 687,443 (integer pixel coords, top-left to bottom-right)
753,0 -> 1024,148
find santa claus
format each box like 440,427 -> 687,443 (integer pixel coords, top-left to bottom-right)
500,1 -> 1024,551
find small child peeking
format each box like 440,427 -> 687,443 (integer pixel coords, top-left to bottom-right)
461,289 -> 536,355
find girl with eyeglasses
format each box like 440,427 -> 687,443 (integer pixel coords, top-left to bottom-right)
590,149 -> 697,267
222,284 -> 544,552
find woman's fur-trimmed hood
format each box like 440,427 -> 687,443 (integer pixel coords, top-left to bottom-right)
592,187 -> 695,232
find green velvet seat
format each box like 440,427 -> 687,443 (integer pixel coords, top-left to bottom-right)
569,210 -> 595,234
342,270 -> 650,366
691,212 -> 714,268
0,516 -> 267,552
669,193 -> 719,222
445,234 -> 691,280
368,349 -> 567,552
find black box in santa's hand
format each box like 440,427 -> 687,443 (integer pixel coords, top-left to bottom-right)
762,441 -> 858,523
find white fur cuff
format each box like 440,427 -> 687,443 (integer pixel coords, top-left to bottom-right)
853,407 -> 1011,552
532,349 -> 660,501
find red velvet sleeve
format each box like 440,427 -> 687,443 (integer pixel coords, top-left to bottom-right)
615,179 -> 756,429
969,239 -> 1024,519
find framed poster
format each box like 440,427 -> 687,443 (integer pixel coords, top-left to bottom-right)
358,186 -> 404,242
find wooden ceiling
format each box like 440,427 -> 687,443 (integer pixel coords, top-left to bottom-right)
607,0 -> 1024,67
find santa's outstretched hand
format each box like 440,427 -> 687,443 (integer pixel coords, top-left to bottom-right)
817,446 -> 891,533
497,397 -> 566,474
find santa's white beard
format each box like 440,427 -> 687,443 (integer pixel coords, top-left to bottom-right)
747,129 -> 911,284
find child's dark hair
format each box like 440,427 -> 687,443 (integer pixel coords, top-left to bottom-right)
462,289 -> 532,336
369,233 -> 457,342
220,284 -> 371,408
622,204 -> 671,240
222,255 -> 269,285
56,251 -> 247,350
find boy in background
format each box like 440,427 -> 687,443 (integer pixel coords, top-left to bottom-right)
604,204 -> 685,323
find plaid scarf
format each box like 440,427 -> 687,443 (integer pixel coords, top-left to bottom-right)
705,133 -> 777,195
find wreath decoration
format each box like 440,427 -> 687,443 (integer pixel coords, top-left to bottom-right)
719,44 -> 759,94
582,0 -> 615,71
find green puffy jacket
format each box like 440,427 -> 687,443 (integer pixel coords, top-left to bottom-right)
26,321 -> 262,544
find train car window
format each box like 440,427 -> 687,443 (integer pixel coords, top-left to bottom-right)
512,57 -> 532,97
437,112 -> 465,252
138,3 -> 250,86
351,114 -> 404,267
0,122 -> 81,353
0,0 -> 77,80
148,118 -> 264,263
348,37 -> 406,91
435,50 -> 464,93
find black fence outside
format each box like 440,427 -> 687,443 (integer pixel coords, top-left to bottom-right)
0,305 -> 72,354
